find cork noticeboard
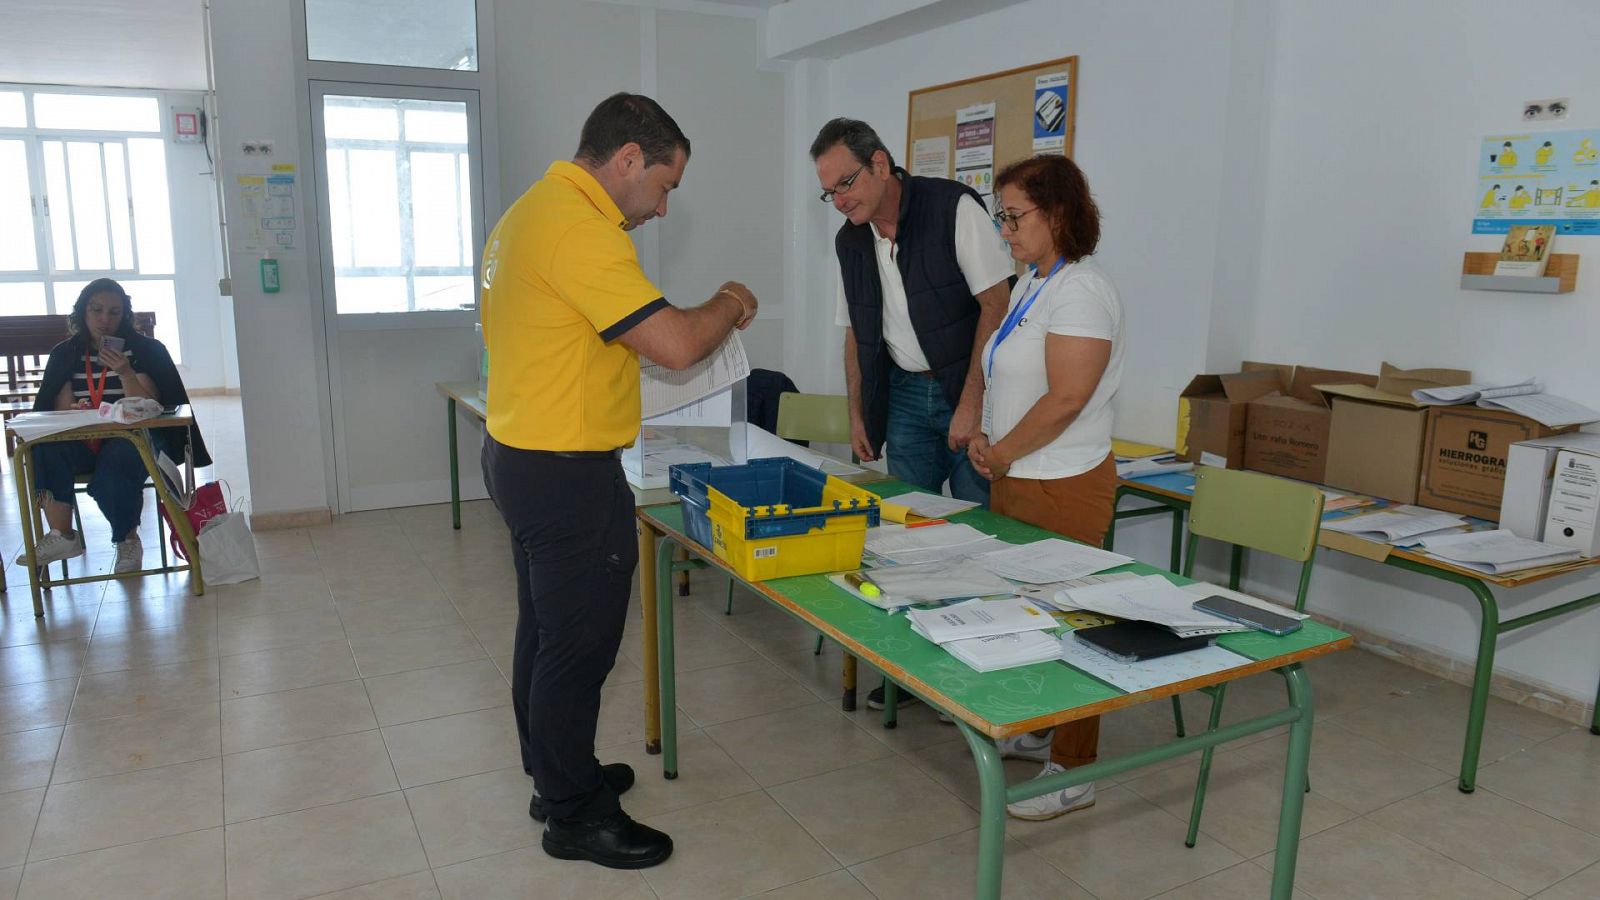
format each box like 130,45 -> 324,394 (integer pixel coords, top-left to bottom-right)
905,56 -> 1078,208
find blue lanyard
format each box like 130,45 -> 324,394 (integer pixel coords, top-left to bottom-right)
986,258 -> 1064,378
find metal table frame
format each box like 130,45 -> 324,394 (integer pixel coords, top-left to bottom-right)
1110,477 -> 1600,793
641,504 -> 1351,900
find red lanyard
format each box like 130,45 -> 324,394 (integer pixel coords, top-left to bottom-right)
84,350 -> 108,406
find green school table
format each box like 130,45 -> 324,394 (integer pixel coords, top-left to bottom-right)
639,488 -> 1352,900
1108,470 -> 1600,794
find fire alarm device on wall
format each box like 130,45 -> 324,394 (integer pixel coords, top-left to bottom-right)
173,107 -> 203,144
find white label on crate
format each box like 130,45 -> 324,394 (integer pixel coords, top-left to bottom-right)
753,547 -> 777,559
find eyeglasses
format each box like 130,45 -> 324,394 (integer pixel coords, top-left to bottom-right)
819,164 -> 869,203
992,207 -> 1040,231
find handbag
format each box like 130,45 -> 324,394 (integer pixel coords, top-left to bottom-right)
197,501 -> 261,585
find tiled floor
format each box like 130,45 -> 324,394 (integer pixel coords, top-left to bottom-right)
2,407 -> 1599,897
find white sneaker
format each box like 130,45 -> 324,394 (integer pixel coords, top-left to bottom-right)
114,534 -> 143,574
995,729 -> 1054,763
1006,761 -> 1096,821
16,531 -> 85,567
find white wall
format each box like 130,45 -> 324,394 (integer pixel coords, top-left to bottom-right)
160,90 -> 232,391
210,0 -> 336,518
1233,0 -> 1600,704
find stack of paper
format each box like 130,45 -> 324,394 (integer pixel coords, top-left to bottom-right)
1321,509 -> 1466,543
1411,378 -> 1600,428
945,631 -> 1062,672
744,425 -> 864,476
1054,575 -> 1247,637
976,539 -> 1132,584
1116,454 -> 1195,479
1416,529 -> 1581,574
882,491 -> 981,518
905,597 -> 1056,644
1016,571 -> 1141,608
865,522 -> 1011,565
1319,489 -> 1376,513
836,560 -> 1014,606
5,410 -> 102,441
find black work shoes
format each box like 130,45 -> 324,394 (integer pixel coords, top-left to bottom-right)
542,811 -> 673,869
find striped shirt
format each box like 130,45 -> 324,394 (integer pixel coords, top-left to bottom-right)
68,350 -> 135,406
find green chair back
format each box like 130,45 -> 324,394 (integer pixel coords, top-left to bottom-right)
1182,466 -> 1324,609
775,393 -> 851,446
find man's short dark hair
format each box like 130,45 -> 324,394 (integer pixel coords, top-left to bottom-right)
575,93 -> 689,168
810,117 -> 896,169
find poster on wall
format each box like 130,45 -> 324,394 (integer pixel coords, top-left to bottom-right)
1472,128 -> 1600,235
954,101 -> 996,202
911,136 -> 951,178
1032,72 -> 1069,155
235,163 -> 299,253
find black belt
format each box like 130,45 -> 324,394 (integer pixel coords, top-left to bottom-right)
524,448 -> 621,460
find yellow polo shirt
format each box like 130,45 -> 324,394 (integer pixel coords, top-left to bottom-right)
480,161 -> 667,451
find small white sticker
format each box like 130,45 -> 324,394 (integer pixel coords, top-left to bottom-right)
753,547 -> 777,559
1200,452 -> 1228,468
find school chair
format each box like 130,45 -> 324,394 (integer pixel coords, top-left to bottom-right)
1174,465 -> 1324,848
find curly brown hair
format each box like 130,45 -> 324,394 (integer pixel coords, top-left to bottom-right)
994,155 -> 1100,262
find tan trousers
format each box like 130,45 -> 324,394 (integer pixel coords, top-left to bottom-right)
990,452 -> 1117,768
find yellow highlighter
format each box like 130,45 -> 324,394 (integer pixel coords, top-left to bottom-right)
844,571 -> 882,598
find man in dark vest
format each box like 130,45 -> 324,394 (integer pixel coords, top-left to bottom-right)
813,118 -> 1012,509
814,118 -> 1013,710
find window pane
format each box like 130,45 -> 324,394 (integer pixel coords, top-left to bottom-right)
325,149 -> 353,268
324,102 -> 399,141
127,139 -> 174,274
0,282 -> 47,314
34,93 -> 160,132
305,0 -> 478,71
348,148 -> 400,267
66,142 -> 111,270
410,151 -> 463,267
42,141 -> 75,270
132,279 -> 181,364
0,140 -> 39,271
333,275 -> 408,313
403,108 -> 467,144
414,275 -> 473,311
104,142 -> 134,269
51,279 -> 89,313
0,92 -> 24,128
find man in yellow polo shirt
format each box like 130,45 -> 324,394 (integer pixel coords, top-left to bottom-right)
480,93 -> 756,870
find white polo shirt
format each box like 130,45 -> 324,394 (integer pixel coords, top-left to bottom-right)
833,194 -> 1014,372
980,258 -> 1123,480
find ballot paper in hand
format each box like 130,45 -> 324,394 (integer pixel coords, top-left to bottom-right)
976,539 -> 1133,584
1322,509 -> 1467,543
639,332 -> 749,419
1416,529 -> 1581,574
906,596 -> 1056,644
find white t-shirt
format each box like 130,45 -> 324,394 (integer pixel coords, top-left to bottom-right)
980,258 -> 1123,480
834,194 -> 1014,372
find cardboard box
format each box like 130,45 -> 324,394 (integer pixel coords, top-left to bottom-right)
1545,449 -> 1600,557
1419,407 -> 1576,519
1317,364 -> 1472,504
1174,363 -> 1288,469
1501,432 -> 1600,539
1242,366 -> 1377,483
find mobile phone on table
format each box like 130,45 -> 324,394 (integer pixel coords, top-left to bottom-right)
1192,595 -> 1302,635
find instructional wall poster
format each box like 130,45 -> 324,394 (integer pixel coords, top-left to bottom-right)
1032,71 -> 1070,154
235,163 -> 299,252
911,136 -> 951,178
1472,128 -> 1600,235
954,101 -> 996,202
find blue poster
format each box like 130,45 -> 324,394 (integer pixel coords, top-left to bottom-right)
1472,128 -> 1600,235
1032,72 -> 1069,155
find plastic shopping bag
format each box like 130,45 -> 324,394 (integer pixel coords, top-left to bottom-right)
198,509 -> 261,585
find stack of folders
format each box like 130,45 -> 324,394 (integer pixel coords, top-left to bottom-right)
905,597 -> 1061,673
1415,529 -> 1581,574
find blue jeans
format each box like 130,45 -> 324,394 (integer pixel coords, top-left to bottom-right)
31,439 -> 147,543
885,367 -> 989,506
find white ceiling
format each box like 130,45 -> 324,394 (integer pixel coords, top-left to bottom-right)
0,0 -> 209,90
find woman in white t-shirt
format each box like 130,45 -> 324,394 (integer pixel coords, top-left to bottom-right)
967,154 -> 1124,821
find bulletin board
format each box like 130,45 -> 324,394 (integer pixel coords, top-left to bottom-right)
905,56 -> 1078,208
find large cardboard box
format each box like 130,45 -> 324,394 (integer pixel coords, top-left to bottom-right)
1503,432 -> 1600,539
1419,407 -> 1576,519
1242,366 -> 1377,483
1318,364 -> 1472,504
1174,363 -> 1288,469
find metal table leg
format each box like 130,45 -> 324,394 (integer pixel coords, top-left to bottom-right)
447,397 -> 460,530
639,520 -> 661,755
655,536 -> 680,779
954,721 -> 1007,900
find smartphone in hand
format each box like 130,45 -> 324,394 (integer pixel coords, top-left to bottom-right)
99,336 -> 125,354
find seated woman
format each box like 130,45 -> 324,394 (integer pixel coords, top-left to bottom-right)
16,278 -> 210,574
967,154 -> 1124,820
